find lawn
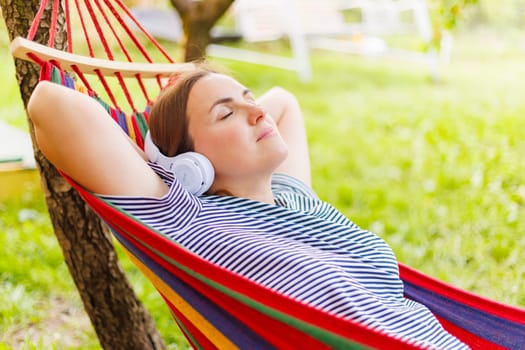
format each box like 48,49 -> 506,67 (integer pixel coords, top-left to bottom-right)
1,20 -> 524,349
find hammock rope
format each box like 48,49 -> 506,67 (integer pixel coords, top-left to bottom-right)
27,0 -> 174,113
9,0 -> 525,348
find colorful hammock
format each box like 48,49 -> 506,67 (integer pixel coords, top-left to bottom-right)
10,1 -> 525,349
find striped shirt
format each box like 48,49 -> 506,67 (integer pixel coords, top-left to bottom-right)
102,164 -> 468,349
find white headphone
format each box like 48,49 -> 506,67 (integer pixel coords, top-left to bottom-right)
144,131 -> 214,196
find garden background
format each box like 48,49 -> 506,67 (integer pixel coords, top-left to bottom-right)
1,0 -> 524,348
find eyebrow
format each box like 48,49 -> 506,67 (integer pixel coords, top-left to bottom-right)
208,89 -> 252,112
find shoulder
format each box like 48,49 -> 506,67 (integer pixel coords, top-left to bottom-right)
271,173 -> 357,227
271,173 -> 318,199
99,162 -> 202,225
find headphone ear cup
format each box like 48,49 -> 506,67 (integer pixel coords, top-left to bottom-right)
144,131 -> 214,196
172,152 -> 214,196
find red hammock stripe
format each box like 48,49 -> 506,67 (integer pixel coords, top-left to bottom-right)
82,0 -> 114,60
113,0 -> 175,63
102,0 -> 158,64
70,64 -> 93,92
115,71 -> 136,112
27,0 -> 49,42
113,216 -> 338,349
74,0 -> 95,57
64,0 -> 73,52
130,115 -> 143,149
93,0 -> 133,62
48,0 -> 60,47
27,52 -> 45,67
95,69 -> 119,109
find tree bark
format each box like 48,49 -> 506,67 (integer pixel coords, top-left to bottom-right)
170,0 -> 234,62
0,1 -> 165,349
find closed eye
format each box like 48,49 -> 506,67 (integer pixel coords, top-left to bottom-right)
220,111 -> 233,120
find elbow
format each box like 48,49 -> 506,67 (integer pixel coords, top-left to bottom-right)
28,81 -> 54,126
269,86 -> 292,98
27,81 -> 64,156
270,86 -> 299,106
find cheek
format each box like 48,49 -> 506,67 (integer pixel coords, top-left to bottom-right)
193,126 -> 249,162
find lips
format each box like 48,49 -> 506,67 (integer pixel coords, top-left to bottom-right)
257,127 -> 275,142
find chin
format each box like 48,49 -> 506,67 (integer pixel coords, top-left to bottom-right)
269,145 -> 289,169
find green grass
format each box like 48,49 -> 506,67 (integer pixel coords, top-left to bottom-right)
1,21 -> 524,348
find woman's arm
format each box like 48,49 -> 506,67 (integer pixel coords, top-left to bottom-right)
257,87 -> 311,186
28,81 -> 168,197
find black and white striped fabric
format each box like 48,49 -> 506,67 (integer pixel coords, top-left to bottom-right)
102,164 -> 468,349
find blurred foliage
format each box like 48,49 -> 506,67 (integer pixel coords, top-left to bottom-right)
427,0 -> 479,49
429,0 -> 479,30
460,0 -> 525,28
429,0 -> 525,39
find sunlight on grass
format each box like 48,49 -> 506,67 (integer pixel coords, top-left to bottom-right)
0,195 -> 101,349
0,283 -> 39,330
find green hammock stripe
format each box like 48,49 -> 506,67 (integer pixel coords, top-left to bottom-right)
94,96 -> 112,115
99,196 -> 367,349
50,66 -> 62,84
169,310 -> 203,350
134,111 -> 149,137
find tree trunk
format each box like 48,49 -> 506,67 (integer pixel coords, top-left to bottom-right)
170,0 -> 234,62
0,1 -> 165,349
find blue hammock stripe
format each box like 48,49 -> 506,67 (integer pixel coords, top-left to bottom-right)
404,280 -> 525,349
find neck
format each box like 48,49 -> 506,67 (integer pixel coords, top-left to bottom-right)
210,174 -> 275,204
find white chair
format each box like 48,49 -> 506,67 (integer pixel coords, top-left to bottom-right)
233,0 -> 450,80
130,1 -> 448,81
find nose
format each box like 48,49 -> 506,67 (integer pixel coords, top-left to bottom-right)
246,103 -> 265,125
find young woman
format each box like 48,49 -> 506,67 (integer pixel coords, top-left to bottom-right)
28,67 -> 468,349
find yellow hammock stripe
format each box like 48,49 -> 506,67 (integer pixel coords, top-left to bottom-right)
125,113 -> 137,143
125,250 -> 240,350
75,85 -> 88,95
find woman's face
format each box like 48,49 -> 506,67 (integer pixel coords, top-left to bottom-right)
186,73 -> 288,183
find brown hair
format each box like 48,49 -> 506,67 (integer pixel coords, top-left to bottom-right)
148,65 -> 217,157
